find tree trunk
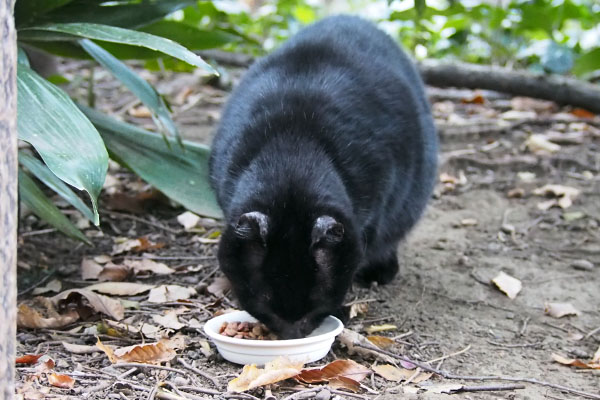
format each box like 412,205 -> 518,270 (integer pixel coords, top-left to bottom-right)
0,0 -> 17,398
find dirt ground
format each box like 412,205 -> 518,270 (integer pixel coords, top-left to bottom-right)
15,60 -> 600,400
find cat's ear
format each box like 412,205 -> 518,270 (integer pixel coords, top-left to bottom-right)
234,212 -> 269,244
311,216 -> 344,246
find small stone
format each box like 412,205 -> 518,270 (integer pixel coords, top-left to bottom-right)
173,376 -> 188,386
571,259 -> 594,271
315,389 -> 331,400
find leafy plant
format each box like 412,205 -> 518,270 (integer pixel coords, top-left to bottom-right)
16,0 -> 227,242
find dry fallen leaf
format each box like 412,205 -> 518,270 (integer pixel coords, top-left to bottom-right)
17,299 -> 79,329
53,289 -> 125,320
338,329 -> 395,363
365,324 -> 397,334
533,184 -> 580,209
152,310 -> 185,330
81,258 -> 104,280
148,285 -> 197,303
571,108 -> 595,119
525,134 -> 561,154
552,353 -> 600,369
86,282 -> 155,296
31,279 -> 62,295
62,342 -> 98,354
593,345 -> 600,363
112,238 -> 142,255
545,302 -> 581,318
228,357 -> 304,393
207,277 -> 232,297
366,335 -> 395,349
47,373 -> 75,389
15,354 -> 43,365
296,359 -> 371,392
420,383 -> 466,394
97,263 -> 130,282
348,302 -> 369,319
177,211 -> 201,230
96,337 -> 182,365
491,271 -> 522,299
124,259 -> 175,275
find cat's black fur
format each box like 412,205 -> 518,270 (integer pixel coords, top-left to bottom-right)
209,15 -> 438,339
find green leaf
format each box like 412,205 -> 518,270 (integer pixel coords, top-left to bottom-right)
139,21 -> 240,51
79,39 -> 179,142
17,47 -> 30,66
19,169 -> 90,244
20,23 -> 217,74
14,0 -> 74,27
17,65 -> 108,224
19,151 -> 96,225
80,105 -> 223,219
34,0 -> 196,29
573,47 -> 600,76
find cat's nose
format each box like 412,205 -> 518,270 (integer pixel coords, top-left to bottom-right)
276,318 -> 313,339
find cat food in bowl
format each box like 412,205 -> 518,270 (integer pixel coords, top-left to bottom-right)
204,310 -> 343,365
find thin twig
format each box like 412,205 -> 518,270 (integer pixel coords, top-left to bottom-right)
20,228 -> 57,237
110,363 -> 186,375
103,210 -> 181,234
355,343 -> 600,400
427,344 -> 471,364
281,387 -> 321,400
585,326 -> 600,339
486,340 -> 543,348
455,384 -> 526,392
177,358 -> 220,388
17,271 -> 55,297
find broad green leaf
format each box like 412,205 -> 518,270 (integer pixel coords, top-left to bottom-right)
20,23 -> 217,74
17,65 -> 108,223
19,151 -> 96,225
573,47 -> 600,76
17,47 -> 30,66
79,39 -> 179,142
19,169 -> 90,244
140,21 -> 240,51
35,0 -> 196,29
80,105 -> 222,219
14,0 -> 73,27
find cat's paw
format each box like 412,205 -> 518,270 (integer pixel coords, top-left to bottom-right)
354,256 -> 399,287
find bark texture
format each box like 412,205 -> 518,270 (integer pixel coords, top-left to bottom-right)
419,60 -> 600,113
0,0 -> 17,397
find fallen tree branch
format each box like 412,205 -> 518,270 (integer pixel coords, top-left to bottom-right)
419,60 -> 600,113
355,343 -> 600,400
199,50 -> 600,113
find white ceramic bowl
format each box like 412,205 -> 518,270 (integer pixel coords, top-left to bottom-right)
203,311 -> 344,365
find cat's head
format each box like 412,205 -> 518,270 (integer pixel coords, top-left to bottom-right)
217,209 -> 361,339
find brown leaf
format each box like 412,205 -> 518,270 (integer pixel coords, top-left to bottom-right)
112,238 -> 143,255
461,93 -> 485,104
372,364 -> 413,382
134,237 -> 165,252
81,258 -> 104,280
48,373 -> 75,389
31,279 -> 62,295
228,357 -> 304,393
15,354 -> 43,365
86,282 -> 155,296
296,359 -> 371,392
152,310 -> 185,330
148,285 -> 197,303
124,259 -> 175,275
128,105 -> 152,118
545,302 -> 581,318
207,277 -> 232,297
96,337 -> 181,365
491,271 -> 522,299
97,263 -> 130,282
366,335 -> 395,349
17,299 -> 79,329
348,302 -> 369,319
106,189 -> 169,214
571,108 -> 595,119
552,353 -> 600,369
53,289 -> 125,320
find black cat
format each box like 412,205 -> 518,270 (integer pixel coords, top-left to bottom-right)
209,15 -> 438,339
